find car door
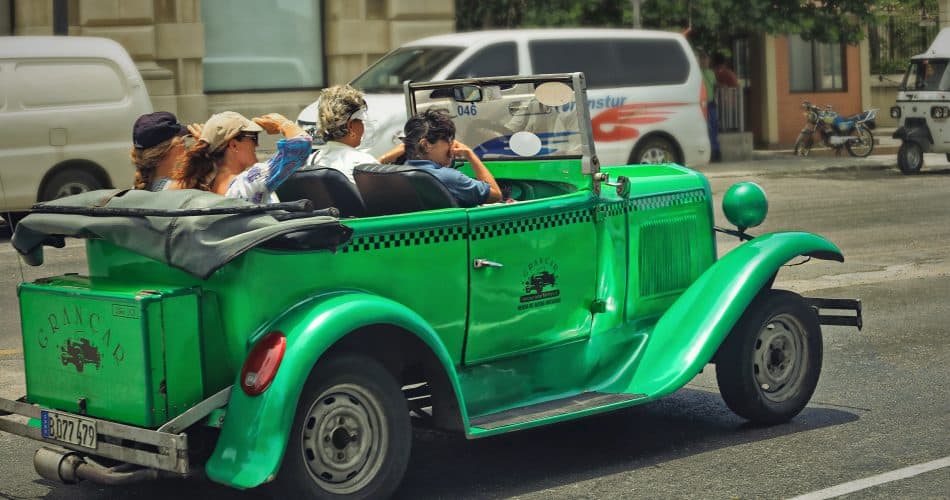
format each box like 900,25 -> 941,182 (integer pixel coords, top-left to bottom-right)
464,193 -> 597,364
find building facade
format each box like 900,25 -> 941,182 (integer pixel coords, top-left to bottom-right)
2,0 -> 454,125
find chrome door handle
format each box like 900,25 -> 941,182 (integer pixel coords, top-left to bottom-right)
473,258 -> 503,269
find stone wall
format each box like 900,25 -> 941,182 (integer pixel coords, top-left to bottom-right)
11,0 -> 455,126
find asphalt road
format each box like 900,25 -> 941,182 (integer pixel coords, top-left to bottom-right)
1,153 -> 948,499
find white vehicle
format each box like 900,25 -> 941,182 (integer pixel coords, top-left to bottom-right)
892,27 -> 950,174
298,29 -> 710,167
0,36 -> 152,225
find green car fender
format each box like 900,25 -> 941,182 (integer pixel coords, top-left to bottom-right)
204,290 -> 465,489
626,231 -> 842,398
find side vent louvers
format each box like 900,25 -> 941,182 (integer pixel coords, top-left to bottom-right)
639,214 -> 698,296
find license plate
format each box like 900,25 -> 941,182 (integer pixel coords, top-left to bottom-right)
41,410 -> 97,449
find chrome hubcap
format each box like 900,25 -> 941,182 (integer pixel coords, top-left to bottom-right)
753,313 -> 807,402
300,383 -> 387,494
54,181 -> 91,199
640,147 -> 671,164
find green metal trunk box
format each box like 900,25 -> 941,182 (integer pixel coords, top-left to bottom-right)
18,276 -> 204,428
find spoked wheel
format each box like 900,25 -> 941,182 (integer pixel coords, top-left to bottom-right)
793,131 -> 814,157
272,354 -> 411,499
716,290 -> 823,424
846,126 -> 874,157
897,142 -> 924,174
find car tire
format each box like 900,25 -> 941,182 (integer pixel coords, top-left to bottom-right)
40,169 -> 102,202
845,126 -> 874,158
715,289 -> 822,424
271,353 -> 411,500
631,137 -> 678,164
897,142 -> 924,174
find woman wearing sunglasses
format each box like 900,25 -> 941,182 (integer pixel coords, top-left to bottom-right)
176,111 -> 311,203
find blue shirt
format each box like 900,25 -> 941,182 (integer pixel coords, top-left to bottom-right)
405,160 -> 490,208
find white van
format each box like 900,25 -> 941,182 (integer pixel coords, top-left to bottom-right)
0,36 -> 152,223
891,27 -> 950,174
298,29 -> 710,167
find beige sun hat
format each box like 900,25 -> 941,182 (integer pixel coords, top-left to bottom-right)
200,111 -> 264,152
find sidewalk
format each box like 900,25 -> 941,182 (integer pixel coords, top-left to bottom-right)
700,150 -> 900,178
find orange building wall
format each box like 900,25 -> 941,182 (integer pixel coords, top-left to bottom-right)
774,37 -> 863,147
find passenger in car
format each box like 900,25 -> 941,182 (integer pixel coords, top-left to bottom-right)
176,111 -> 312,203
130,111 -> 190,191
307,85 -> 403,181
401,109 -> 502,207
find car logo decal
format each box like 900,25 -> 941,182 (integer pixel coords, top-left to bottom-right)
590,102 -> 681,142
59,338 -> 102,373
518,257 -> 561,311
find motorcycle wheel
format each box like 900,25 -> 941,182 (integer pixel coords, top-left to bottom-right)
897,142 -> 924,174
793,131 -> 813,156
845,126 -> 874,157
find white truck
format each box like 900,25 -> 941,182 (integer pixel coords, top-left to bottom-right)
891,27 -> 950,174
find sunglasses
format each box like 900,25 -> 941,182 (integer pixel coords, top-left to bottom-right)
237,133 -> 259,145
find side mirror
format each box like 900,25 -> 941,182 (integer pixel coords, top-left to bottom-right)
722,182 -> 767,232
453,85 -> 483,103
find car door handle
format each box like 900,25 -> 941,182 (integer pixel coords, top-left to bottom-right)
473,258 -> 503,269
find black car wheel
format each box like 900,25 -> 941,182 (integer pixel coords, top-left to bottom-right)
897,142 -> 924,174
715,289 -> 822,424
631,137 -> 678,164
40,169 -> 102,201
272,354 -> 411,500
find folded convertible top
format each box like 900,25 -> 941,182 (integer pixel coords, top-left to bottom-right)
12,189 -> 352,279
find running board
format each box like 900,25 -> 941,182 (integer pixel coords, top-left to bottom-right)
470,392 -> 646,430
807,297 -> 863,330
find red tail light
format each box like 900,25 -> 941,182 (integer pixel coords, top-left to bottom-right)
240,331 -> 286,396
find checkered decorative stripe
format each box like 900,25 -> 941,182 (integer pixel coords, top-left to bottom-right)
628,189 -> 707,212
341,226 -> 467,253
470,209 -> 593,240
598,202 -> 628,218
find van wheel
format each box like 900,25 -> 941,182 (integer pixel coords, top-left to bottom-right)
272,354 -> 411,500
631,137 -> 678,164
897,142 -> 924,174
40,169 -> 102,201
715,290 -> 822,424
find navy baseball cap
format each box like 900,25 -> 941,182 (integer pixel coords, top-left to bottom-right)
133,111 -> 188,149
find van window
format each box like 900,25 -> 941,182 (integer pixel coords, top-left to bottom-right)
447,42 -> 518,79
352,47 -> 464,93
14,60 -> 125,108
901,59 -> 950,91
529,39 -> 690,88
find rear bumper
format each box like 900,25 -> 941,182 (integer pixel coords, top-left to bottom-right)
0,396 -> 190,475
806,297 -> 863,330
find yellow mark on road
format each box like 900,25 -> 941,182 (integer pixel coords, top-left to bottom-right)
0,348 -> 23,359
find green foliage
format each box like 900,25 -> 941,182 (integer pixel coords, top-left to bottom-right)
456,0 -> 888,56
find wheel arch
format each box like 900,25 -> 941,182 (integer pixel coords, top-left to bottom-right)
204,291 -> 466,490
37,159 -> 113,201
623,231 -> 842,399
629,131 -> 684,164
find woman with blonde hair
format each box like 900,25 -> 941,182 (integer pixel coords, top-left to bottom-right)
130,111 -> 190,191
176,111 -> 311,203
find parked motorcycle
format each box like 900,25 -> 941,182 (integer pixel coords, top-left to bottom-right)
793,101 -> 878,157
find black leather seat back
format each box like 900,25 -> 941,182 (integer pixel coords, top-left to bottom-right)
276,167 -> 366,217
354,164 -> 459,216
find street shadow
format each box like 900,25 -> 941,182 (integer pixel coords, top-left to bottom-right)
393,388 -> 858,499
30,389 -> 858,500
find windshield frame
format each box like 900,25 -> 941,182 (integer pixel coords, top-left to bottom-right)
901,58 -> 950,92
405,73 -> 599,176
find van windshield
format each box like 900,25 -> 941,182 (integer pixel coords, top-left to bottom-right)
351,46 -> 464,93
902,59 -> 950,91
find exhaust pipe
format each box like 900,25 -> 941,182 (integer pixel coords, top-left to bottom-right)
34,447 -> 160,485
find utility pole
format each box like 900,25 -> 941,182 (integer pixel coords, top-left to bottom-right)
632,0 -> 643,28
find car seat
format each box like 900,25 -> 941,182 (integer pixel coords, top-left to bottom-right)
353,164 -> 459,216
276,167 -> 366,217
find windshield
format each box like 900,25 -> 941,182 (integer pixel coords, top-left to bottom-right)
351,46 -> 464,93
902,59 -> 950,91
412,77 -> 586,161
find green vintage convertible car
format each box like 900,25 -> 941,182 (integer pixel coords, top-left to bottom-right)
0,73 -> 860,499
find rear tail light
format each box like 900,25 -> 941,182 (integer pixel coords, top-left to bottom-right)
240,331 -> 286,396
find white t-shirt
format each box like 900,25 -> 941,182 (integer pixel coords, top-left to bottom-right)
306,141 -> 377,183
